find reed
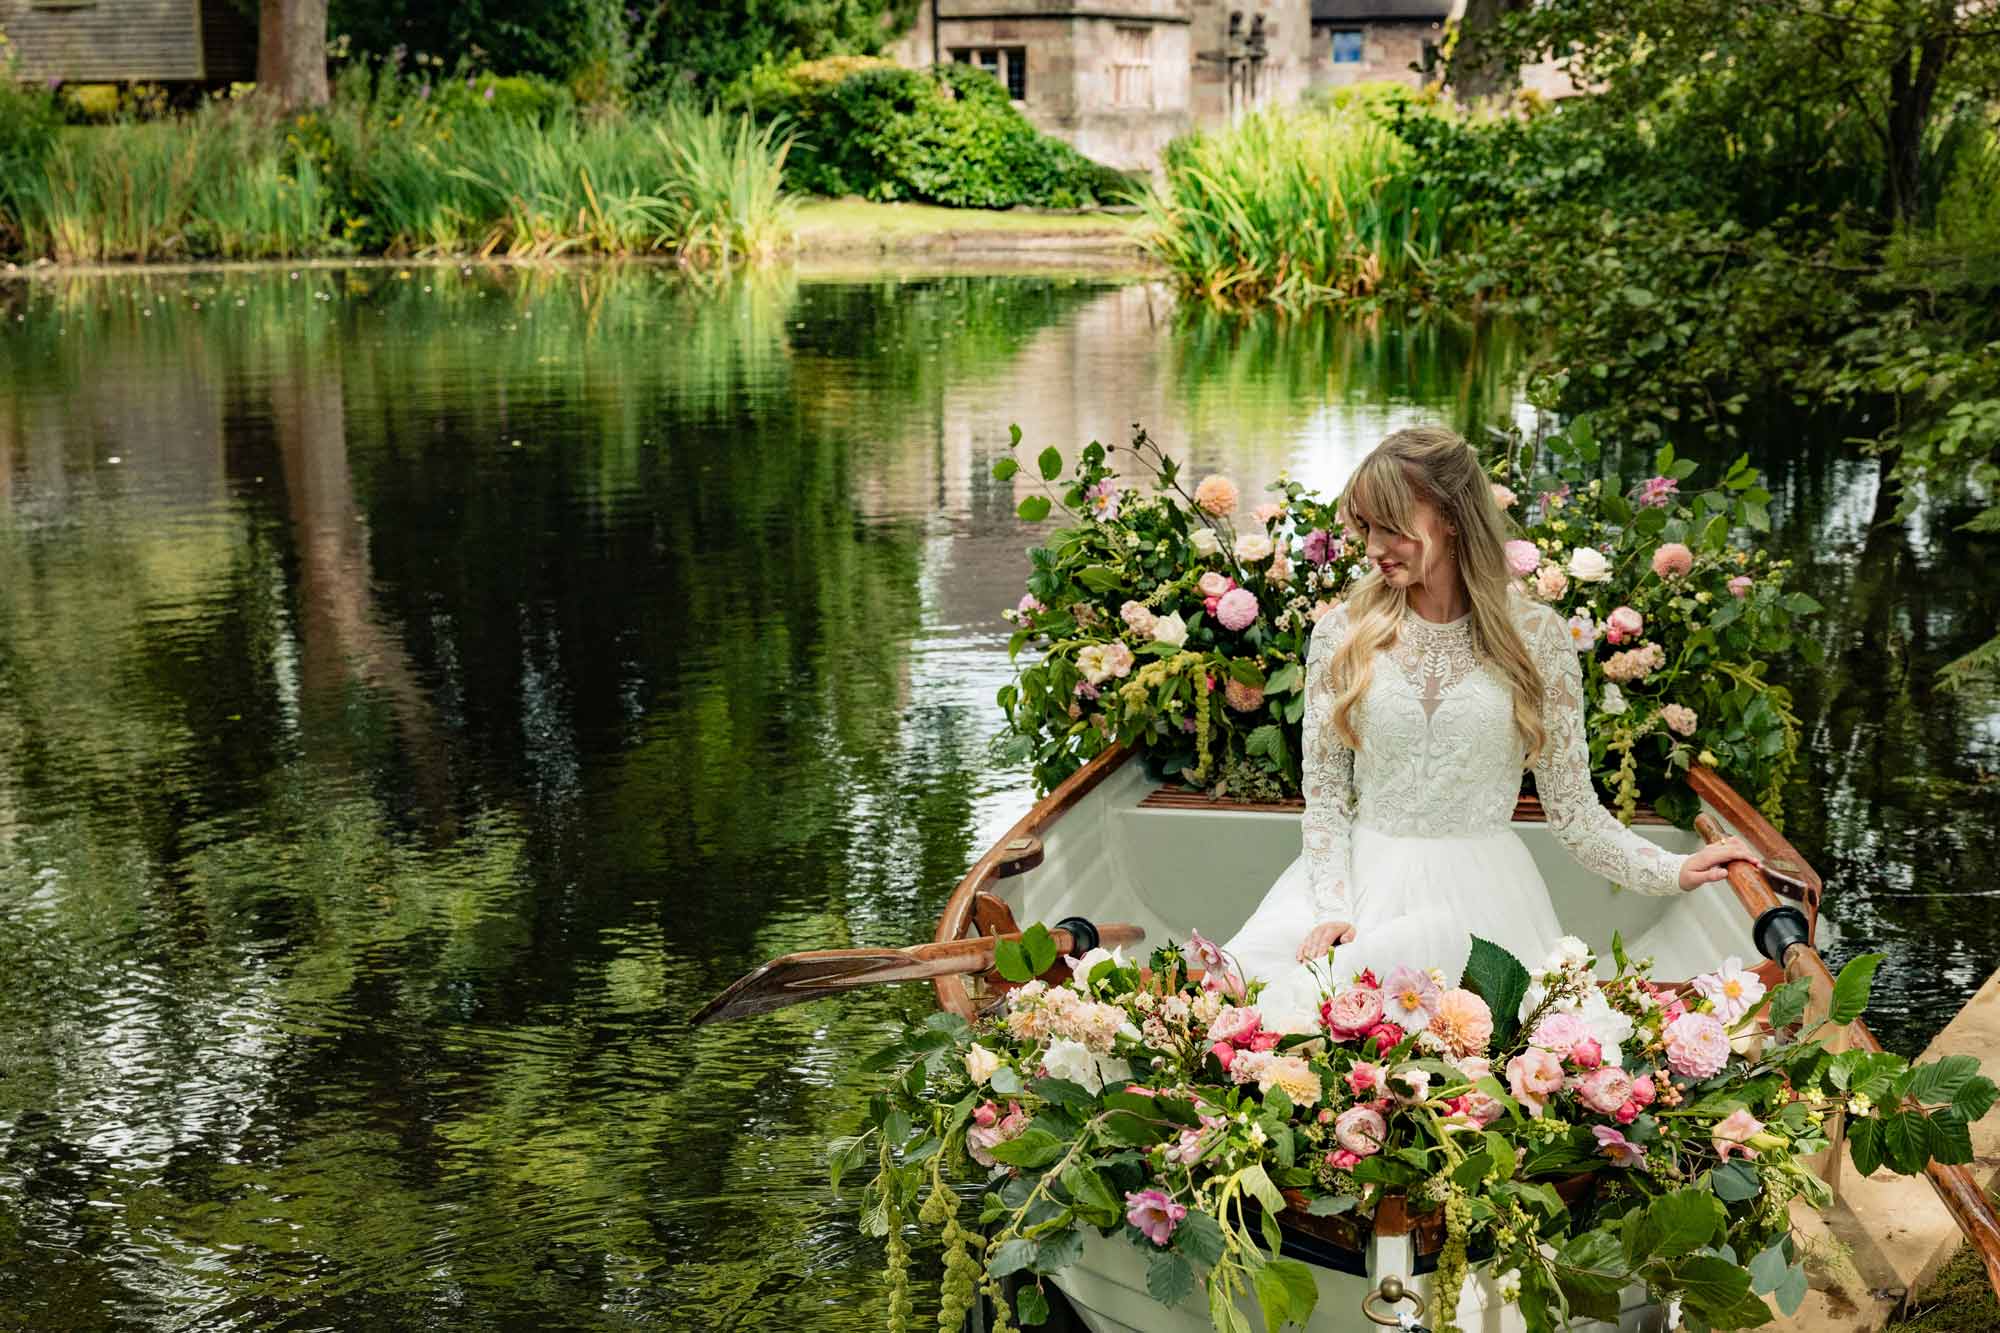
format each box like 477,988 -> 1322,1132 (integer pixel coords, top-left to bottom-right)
1134,103 -> 1460,307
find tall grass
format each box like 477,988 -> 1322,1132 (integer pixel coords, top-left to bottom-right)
1135,103 -> 1458,307
0,82 -> 795,265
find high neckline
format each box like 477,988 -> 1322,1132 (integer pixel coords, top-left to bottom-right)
1403,605 -> 1472,631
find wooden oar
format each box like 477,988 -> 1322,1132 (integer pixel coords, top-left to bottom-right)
690,917 -> 1147,1026
1703,814 -> 2000,1303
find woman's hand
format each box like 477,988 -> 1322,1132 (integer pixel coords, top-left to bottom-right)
1679,837 -> 1759,891
1297,921 -> 1357,962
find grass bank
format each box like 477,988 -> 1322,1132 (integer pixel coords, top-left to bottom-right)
793,199 -> 1143,257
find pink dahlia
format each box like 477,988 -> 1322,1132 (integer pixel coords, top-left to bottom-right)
1125,1189 -> 1188,1245
1428,989 -> 1494,1058
1651,542 -> 1695,579
1333,1106 -> 1388,1157
1193,475 -> 1240,516
1216,588 -> 1259,632
1663,1010 -> 1731,1079
1504,540 -> 1541,577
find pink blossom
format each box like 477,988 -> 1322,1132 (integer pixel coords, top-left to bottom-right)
1216,588 -> 1259,632
1185,930 -> 1226,975
1492,483 -> 1519,509
1614,1101 -> 1641,1124
1603,642 -> 1667,683
1660,703 -> 1698,737
1504,540 -> 1541,577
1086,481 -> 1123,521
1209,1006 -> 1262,1044
1333,1106 -> 1388,1156
1345,1061 -> 1385,1095
1125,1188 -> 1189,1245
1252,502 -> 1283,525
1322,987 -> 1385,1037
1713,1108 -> 1765,1161
1365,1022 -> 1405,1056
1506,1047 -> 1565,1116
1198,571 -> 1233,599
1652,543 -> 1695,579
1606,606 -> 1644,644
1635,476 -> 1680,508
1381,966 -> 1440,1027
1463,1091 -> 1506,1127
1630,1075 -> 1657,1107
1119,600 -> 1157,636
1428,989 -> 1495,1057
972,1101 -> 998,1129
1567,613 -> 1599,652
1570,1037 -> 1603,1070
1692,958 -> 1766,1024
1245,1030 -> 1282,1053
1302,529 -> 1333,565
1578,1066 -> 1634,1115
1209,1041 -> 1237,1071
1664,1011 -> 1731,1079
1016,594 -> 1045,616
1593,1125 -> 1648,1167
1530,1012 -> 1591,1058
967,1102 -> 1029,1166
1728,575 -> 1754,598
1194,475 -> 1240,516
1390,1068 -> 1433,1104
1535,563 -> 1569,599
1327,1148 -> 1361,1169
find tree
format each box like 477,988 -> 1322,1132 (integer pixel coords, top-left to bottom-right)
646,0 -> 920,95
258,0 -> 330,110
1449,0 -> 1532,106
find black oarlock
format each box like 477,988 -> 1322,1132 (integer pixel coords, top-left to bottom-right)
1753,904 -> 1811,965
1054,916 -> 1100,957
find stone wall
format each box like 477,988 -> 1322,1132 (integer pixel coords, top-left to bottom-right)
1307,19 -> 1439,88
1188,0 -> 1314,128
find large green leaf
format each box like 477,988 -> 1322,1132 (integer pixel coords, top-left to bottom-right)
1709,1160 -> 1761,1203
1252,1258 -> 1320,1333
1848,1115 -> 1884,1176
990,1237 -> 1038,1277
1627,1187 -> 1724,1262
986,1128 -> 1069,1169
1554,1229 -> 1628,1321
1882,1109 -> 1931,1175
1829,952 -> 1885,1025
1147,1249 -> 1196,1307
1764,977 -> 1810,1029
1671,1256 -> 1761,1324
1901,1053 -> 1983,1107
1460,936 -> 1532,1041
1175,1211 -> 1226,1267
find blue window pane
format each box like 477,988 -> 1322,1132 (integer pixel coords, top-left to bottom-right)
1332,30 -> 1364,63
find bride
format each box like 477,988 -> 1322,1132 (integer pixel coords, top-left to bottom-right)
1226,426 -> 1755,1014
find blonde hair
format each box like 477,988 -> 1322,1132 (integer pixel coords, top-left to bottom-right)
1330,426 -> 1548,764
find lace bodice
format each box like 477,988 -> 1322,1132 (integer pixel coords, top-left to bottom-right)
1299,598 -> 1688,923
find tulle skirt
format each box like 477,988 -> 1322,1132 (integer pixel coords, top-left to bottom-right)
1224,826 -> 1565,1030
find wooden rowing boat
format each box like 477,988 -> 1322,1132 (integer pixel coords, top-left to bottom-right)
931,744 -> 1825,1333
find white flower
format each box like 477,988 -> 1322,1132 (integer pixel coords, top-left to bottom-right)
1693,957 -> 1768,1026
1495,1269 -> 1522,1303
964,1043 -> 1002,1085
1041,1038 -> 1129,1093
1567,547 -> 1613,584
1067,945 -> 1128,986
1151,612 -> 1188,648
1076,644 -> 1114,685
1577,990 -> 1634,1068
1189,527 -> 1221,557
1233,532 -> 1274,562
1552,936 -> 1593,970
1598,682 -> 1629,716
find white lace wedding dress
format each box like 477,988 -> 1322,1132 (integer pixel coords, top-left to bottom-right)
1227,596 -> 1689,1026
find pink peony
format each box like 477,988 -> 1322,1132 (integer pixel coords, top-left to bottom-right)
1301,529 -> 1333,564
1216,588 -> 1260,632
1428,989 -> 1495,1058
1126,1189 -> 1189,1245
1194,475 -> 1240,516
1728,574 -> 1754,598
1652,542 -> 1695,579
1578,1066 -> 1634,1115
1506,1047 -> 1565,1116
1530,1012 -> 1591,1059
1606,606 -> 1644,643
1504,540 -> 1541,577
1333,1106 -> 1388,1157
1327,1148 -> 1361,1170
1381,966 -> 1440,1027
1492,483 -> 1519,509
1198,571 -> 1234,599
1345,1061 -> 1386,1095
1713,1108 -> 1765,1161
1323,987 -> 1385,1037
967,1102 -> 1029,1166
1664,1011 -> 1731,1079
1635,476 -> 1680,508
1660,703 -> 1698,737
1223,678 -> 1265,713
1208,1006 -> 1263,1044
1535,563 -> 1569,599
1593,1125 -> 1648,1167
1630,1075 -> 1657,1107
1364,1023 -> 1405,1056
1463,1091 -> 1506,1127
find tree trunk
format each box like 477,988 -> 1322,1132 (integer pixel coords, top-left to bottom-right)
257,0 -> 330,111
1883,31 -> 1951,228
1450,0 -> 1525,106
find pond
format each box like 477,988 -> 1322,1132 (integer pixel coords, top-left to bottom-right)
1,265 -> 1995,1330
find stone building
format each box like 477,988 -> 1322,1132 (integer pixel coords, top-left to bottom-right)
0,0 -> 255,85
889,1 -> 1313,170
1307,0 -> 1448,89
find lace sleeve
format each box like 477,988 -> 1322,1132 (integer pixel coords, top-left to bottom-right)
1302,607 -> 1357,922
1527,609 -> 1688,896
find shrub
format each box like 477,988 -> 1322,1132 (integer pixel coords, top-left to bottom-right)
430,74 -> 576,126
734,56 -> 1128,208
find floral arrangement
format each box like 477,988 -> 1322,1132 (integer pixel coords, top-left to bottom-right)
838,930 -> 1992,1333
991,415 -> 1816,826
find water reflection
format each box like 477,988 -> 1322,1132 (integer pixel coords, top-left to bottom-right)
0,266 -> 1990,1330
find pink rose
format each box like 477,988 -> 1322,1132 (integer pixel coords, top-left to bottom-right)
1328,1148 -> 1361,1170
1570,1037 -> 1603,1070
1607,606 -> 1643,640
967,1102 -> 1028,1166
1209,1041 -> 1237,1071
1323,987 -> 1385,1037
1652,542 -> 1694,579
1216,588 -> 1259,632
1630,1075 -> 1657,1107
1252,502 -> 1283,525
1333,1106 -> 1388,1157
1529,1012 -> 1590,1058
1614,1101 -> 1641,1124
1345,1061 -> 1385,1095
1504,539 -> 1541,577
1245,1030 -> 1282,1053
1119,600 -> 1157,636
1535,563 -> 1569,599
1506,1047 -> 1565,1116
1578,1066 -> 1634,1115
1664,1011 -> 1731,1079
1364,1022 -> 1405,1056
1463,1091 -> 1506,1127
1197,571 -> 1233,599
1728,575 -> 1753,598
1208,1006 -> 1263,1044
1713,1107 -> 1765,1161
972,1101 -> 998,1129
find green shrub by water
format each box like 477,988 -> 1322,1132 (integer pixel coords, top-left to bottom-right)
731,57 -> 1133,208
0,67 -> 793,264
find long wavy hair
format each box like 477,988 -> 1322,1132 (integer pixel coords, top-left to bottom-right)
1330,426 -> 1547,764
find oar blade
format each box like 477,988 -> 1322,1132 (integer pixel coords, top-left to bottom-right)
689,947 -> 962,1027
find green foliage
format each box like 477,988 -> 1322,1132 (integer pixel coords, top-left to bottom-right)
731,57 -> 1130,208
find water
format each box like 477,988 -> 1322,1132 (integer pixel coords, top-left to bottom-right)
0,265 -> 1994,1331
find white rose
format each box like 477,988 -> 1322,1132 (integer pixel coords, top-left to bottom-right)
1566,547 -> 1612,584
1151,612 -> 1188,648
1233,532 -> 1274,562
1598,682 -> 1628,716
1189,527 -> 1221,557
1043,1038 -> 1130,1093
964,1043 -> 1002,1085
1578,990 -> 1634,1068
